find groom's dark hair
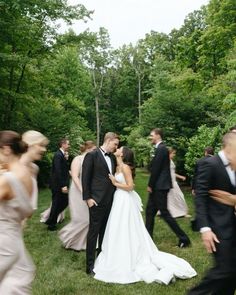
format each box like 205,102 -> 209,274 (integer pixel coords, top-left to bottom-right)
58,138 -> 68,147
152,128 -> 163,139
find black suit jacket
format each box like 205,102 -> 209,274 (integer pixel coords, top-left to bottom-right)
148,142 -> 172,191
50,150 -> 69,191
192,155 -> 212,190
195,154 -> 236,239
82,148 -> 116,204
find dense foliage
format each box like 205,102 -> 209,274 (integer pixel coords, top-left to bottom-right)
0,0 -> 236,183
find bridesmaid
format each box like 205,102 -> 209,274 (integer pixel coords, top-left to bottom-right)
0,131 -> 35,294
21,130 -> 49,210
167,148 -> 189,218
59,141 -> 96,251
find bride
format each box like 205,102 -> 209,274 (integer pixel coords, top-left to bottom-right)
93,146 -> 197,284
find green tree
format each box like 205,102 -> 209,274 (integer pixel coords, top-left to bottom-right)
79,27 -> 112,145
0,0 -> 91,129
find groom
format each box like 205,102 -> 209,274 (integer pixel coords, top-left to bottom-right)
82,132 -> 119,275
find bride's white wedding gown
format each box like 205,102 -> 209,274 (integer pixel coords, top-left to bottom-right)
94,173 -> 196,284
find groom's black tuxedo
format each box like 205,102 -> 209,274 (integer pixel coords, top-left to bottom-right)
188,154 -> 236,295
82,148 -> 116,204
146,142 -> 190,245
82,148 -> 116,273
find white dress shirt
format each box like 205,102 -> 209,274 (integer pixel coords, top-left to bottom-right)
100,148 -> 112,174
155,141 -> 163,149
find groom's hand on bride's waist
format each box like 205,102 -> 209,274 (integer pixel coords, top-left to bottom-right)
87,198 -> 98,208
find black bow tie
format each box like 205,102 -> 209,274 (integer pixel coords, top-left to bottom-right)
100,148 -> 111,157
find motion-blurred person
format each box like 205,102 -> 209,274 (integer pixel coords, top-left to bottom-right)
21,130 -> 49,210
0,131 -> 36,294
187,132 -> 236,295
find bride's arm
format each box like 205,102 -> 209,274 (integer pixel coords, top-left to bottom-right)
71,156 -> 82,192
209,189 -> 236,206
109,164 -> 134,191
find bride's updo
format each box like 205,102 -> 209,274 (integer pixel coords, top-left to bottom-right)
122,146 -> 136,178
0,131 -> 28,155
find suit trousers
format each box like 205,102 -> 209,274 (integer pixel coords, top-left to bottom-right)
187,239 -> 236,295
145,190 -> 188,240
46,190 -> 68,226
86,201 -> 112,272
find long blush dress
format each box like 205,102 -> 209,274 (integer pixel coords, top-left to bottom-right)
59,154 -> 89,250
0,172 -> 35,294
167,160 -> 188,218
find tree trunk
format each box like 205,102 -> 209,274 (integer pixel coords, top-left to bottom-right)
95,94 -> 100,146
138,77 -> 141,123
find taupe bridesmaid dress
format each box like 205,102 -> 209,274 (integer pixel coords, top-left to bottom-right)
0,172 -> 35,294
59,154 -> 89,250
167,160 -> 188,218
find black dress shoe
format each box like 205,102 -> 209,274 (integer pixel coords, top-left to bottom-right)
178,237 -> 191,248
47,225 -> 57,231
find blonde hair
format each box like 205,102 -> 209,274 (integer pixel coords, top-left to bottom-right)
103,132 -> 119,143
22,130 -> 49,146
80,140 -> 96,153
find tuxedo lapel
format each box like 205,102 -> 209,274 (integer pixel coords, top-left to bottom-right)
216,155 -> 234,189
97,148 -> 110,173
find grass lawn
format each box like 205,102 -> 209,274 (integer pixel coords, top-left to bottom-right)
24,169 -> 211,295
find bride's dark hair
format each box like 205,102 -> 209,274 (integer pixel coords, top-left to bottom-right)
122,146 -> 135,178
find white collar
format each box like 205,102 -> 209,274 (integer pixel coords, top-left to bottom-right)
218,150 -> 230,167
60,148 -> 65,155
155,141 -> 162,149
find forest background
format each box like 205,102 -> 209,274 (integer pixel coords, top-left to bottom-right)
0,0 -> 236,185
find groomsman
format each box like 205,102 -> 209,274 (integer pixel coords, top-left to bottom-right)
188,132 -> 236,295
82,132 -> 119,275
191,147 -> 214,231
46,138 -> 70,231
146,128 -> 190,247
192,147 -> 214,195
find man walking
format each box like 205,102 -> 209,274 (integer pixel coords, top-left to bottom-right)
146,128 -> 190,247
46,138 -> 70,231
